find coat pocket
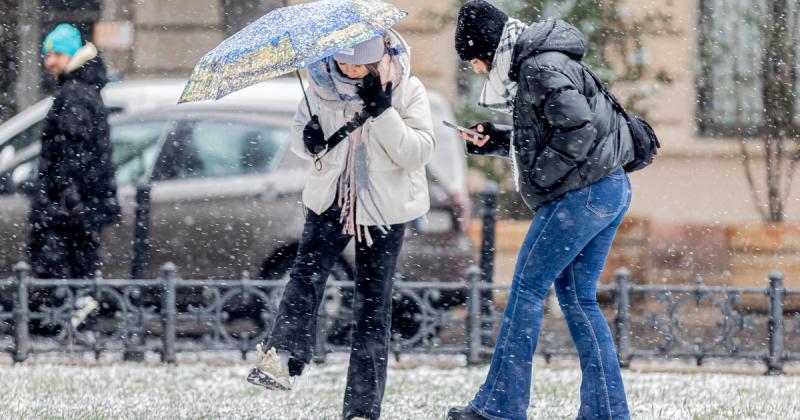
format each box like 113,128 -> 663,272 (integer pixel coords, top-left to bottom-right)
529,145 -> 577,190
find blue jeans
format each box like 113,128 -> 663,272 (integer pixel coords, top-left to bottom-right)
470,169 -> 632,420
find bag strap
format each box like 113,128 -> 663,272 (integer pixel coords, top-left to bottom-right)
325,111 -> 369,150
579,62 -> 627,116
312,111 -> 370,170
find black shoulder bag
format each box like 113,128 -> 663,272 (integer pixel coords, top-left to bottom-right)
581,64 -> 661,172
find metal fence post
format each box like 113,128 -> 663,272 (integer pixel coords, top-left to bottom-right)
312,309 -> 328,364
13,262 -> 31,363
312,281 -> 328,364
614,267 -> 632,368
131,180 -> 152,279
479,182 -> 498,285
479,183 -> 498,348
766,271 -> 785,375
161,262 -> 177,364
466,266 -> 482,365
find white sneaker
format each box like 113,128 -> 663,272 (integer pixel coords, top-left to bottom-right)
246,344 -> 294,390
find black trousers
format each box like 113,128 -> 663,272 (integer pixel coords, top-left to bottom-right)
264,204 -> 405,420
29,224 -> 101,279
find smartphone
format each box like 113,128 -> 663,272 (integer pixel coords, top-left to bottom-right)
442,120 -> 486,140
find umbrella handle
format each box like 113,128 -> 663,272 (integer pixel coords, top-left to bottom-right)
296,70 -> 314,119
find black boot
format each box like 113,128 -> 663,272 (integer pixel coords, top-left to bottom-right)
447,406 -> 488,420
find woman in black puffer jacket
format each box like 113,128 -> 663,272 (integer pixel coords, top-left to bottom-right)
448,2 -> 634,420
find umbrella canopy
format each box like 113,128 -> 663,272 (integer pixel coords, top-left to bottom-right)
179,0 -> 406,103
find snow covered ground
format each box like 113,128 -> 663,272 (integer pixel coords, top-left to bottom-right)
2,355 -> 799,419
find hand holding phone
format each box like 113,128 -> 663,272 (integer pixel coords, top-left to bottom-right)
442,120 -> 486,140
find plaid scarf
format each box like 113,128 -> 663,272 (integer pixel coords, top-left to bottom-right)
478,18 -> 527,114
478,18 -> 526,191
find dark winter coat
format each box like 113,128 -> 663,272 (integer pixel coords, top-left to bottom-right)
470,19 -> 634,210
30,53 -> 120,231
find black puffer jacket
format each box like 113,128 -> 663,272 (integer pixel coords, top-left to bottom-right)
30,53 -> 120,230
471,19 -> 633,210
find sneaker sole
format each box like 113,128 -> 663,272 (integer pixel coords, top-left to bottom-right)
246,367 -> 291,391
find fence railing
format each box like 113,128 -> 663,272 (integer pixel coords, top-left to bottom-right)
3,186 -> 800,373
1,260 -> 799,374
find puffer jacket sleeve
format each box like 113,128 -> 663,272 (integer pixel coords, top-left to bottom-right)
368,77 -> 435,171
30,137 -> 66,226
290,91 -> 315,161
524,65 -> 597,162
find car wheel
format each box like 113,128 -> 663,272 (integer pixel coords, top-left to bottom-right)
391,293 -> 424,343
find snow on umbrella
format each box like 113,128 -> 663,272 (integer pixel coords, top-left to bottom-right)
178,0 -> 407,104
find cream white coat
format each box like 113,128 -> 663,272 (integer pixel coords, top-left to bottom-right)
290,33 -> 435,226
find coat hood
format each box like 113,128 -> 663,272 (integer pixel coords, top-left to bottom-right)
510,18 -> 587,81
60,43 -> 108,90
307,29 -> 411,110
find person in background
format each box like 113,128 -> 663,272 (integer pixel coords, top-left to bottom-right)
29,23 -> 120,280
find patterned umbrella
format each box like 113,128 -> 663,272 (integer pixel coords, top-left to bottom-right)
179,0 -> 406,104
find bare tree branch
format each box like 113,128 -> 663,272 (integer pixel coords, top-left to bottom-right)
741,140 -> 769,221
782,146 -> 800,200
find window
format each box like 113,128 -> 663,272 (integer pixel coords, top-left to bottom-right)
0,121 -> 45,194
697,0 -> 800,136
3,121 -> 44,156
111,119 -> 167,186
221,0 -> 285,34
176,120 -> 289,180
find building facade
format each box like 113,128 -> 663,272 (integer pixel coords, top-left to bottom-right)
2,0 -> 458,120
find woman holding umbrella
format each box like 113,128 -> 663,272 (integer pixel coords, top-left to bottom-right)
246,31 -> 435,420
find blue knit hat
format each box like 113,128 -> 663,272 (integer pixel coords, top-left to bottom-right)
42,23 -> 83,57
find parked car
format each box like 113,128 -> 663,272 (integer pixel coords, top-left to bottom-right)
0,78 -> 473,339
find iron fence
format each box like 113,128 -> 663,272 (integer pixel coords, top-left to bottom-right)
2,186 -> 799,373
1,260 -> 798,374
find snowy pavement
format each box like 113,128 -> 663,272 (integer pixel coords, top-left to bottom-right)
2,356 -> 799,419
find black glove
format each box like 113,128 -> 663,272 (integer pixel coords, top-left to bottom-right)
358,74 -> 393,118
464,121 -> 513,156
63,187 -> 82,211
303,115 -> 326,155
59,187 -> 88,228
471,121 -> 510,143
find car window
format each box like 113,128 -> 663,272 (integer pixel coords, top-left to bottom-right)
0,121 -> 44,165
111,119 -> 168,186
177,120 -> 289,179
